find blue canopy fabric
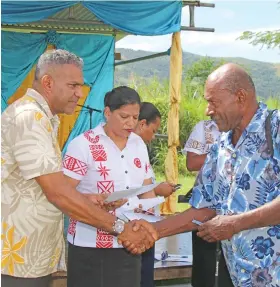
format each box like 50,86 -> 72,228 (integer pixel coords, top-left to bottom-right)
2,1 -> 182,35
60,33 -> 115,154
1,30 -> 114,146
83,1 -> 182,36
1,31 -> 48,111
1,1 -> 76,24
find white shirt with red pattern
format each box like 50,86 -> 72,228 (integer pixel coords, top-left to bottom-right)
63,123 -> 153,248
182,120 -> 220,155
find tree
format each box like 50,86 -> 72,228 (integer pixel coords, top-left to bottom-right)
239,30 -> 280,50
238,3 -> 280,50
184,57 -> 226,85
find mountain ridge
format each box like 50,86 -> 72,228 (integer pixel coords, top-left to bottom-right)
115,48 -> 280,99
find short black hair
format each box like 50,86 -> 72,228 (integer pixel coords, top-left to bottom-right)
139,102 -> 161,125
104,86 -> 141,111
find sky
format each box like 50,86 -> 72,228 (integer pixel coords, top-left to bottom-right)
116,1 -> 280,63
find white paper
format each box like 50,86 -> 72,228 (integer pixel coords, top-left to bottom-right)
105,183 -> 159,203
122,211 -> 163,222
120,196 -> 165,211
154,253 -> 191,262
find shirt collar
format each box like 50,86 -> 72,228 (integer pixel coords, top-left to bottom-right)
205,120 -> 219,130
26,88 -> 57,120
94,123 -> 140,142
224,102 -> 268,149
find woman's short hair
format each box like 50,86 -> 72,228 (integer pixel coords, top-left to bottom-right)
139,102 -> 161,125
104,86 -> 141,111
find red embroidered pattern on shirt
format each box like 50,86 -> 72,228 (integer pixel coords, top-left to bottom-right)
90,144 -> 107,161
68,218 -> 77,236
96,211 -> 115,248
63,155 -> 87,176
96,231 -> 113,248
97,180 -> 114,194
134,158 -> 142,168
84,130 -> 100,144
97,162 -> 110,180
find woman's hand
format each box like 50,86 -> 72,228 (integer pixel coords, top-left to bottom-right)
134,205 -> 155,215
104,199 -> 128,211
83,193 -> 108,208
83,194 -> 127,211
154,182 -> 176,198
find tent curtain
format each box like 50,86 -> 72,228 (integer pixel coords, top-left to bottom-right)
2,1 -> 182,35
1,1 -> 76,24
161,32 -> 182,215
1,31 -> 48,111
1,31 -> 114,149
60,34 -> 114,154
83,1 -> 182,36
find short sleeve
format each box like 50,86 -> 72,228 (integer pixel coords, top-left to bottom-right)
271,110 -> 280,156
63,136 -> 89,181
11,110 -> 62,180
141,143 -> 154,180
182,121 -> 206,155
189,143 -> 219,210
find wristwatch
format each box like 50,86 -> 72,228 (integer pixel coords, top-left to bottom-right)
112,218 -> 126,235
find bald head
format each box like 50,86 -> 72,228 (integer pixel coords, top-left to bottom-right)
207,63 -> 256,97
204,63 -> 259,135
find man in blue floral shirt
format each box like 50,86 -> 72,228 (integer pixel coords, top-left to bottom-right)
150,63 -> 280,287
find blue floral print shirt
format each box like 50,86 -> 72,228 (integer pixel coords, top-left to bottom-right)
190,103 -> 280,287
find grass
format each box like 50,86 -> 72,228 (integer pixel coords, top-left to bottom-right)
156,174 -> 196,213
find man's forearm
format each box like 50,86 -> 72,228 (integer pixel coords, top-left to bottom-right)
37,174 -> 117,234
186,153 -> 207,171
235,197 -> 280,232
154,207 -> 216,239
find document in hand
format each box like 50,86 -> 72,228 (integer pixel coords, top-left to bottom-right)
123,211 -> 163,222
121,196 -> 165,211
105,182 -> 160,203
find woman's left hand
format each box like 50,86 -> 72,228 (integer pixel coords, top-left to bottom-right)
104,198 -> 128,211
155,182 -> 176,198
83,193 -> 108,208
134,205 -> 155,215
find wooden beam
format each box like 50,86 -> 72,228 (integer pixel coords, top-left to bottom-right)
182,1 -> 215,8
115,51 -> 169,66
114,52 -> 121,60
181,26 -> 215,32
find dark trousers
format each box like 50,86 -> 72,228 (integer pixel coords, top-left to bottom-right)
67,243 -> 141,287
141,246 -> 155,287
1,274 -> 51,287
192,231 -> 234,287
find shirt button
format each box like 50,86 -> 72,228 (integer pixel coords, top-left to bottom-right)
126,186 -> 129,189
121,155 -> 124,158
125,171 -> 128,174
232,153 -> 237,158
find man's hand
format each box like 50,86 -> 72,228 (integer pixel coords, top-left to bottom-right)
117,220 -> 158,254
197,215 -> 239,242
155,182 -> 176,198
104,199 -> 128,211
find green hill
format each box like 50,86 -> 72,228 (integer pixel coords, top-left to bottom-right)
115,48 -> 280,100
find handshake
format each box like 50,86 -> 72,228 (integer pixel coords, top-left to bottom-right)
117,219 -> 159,255
84,193 -> 160,254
